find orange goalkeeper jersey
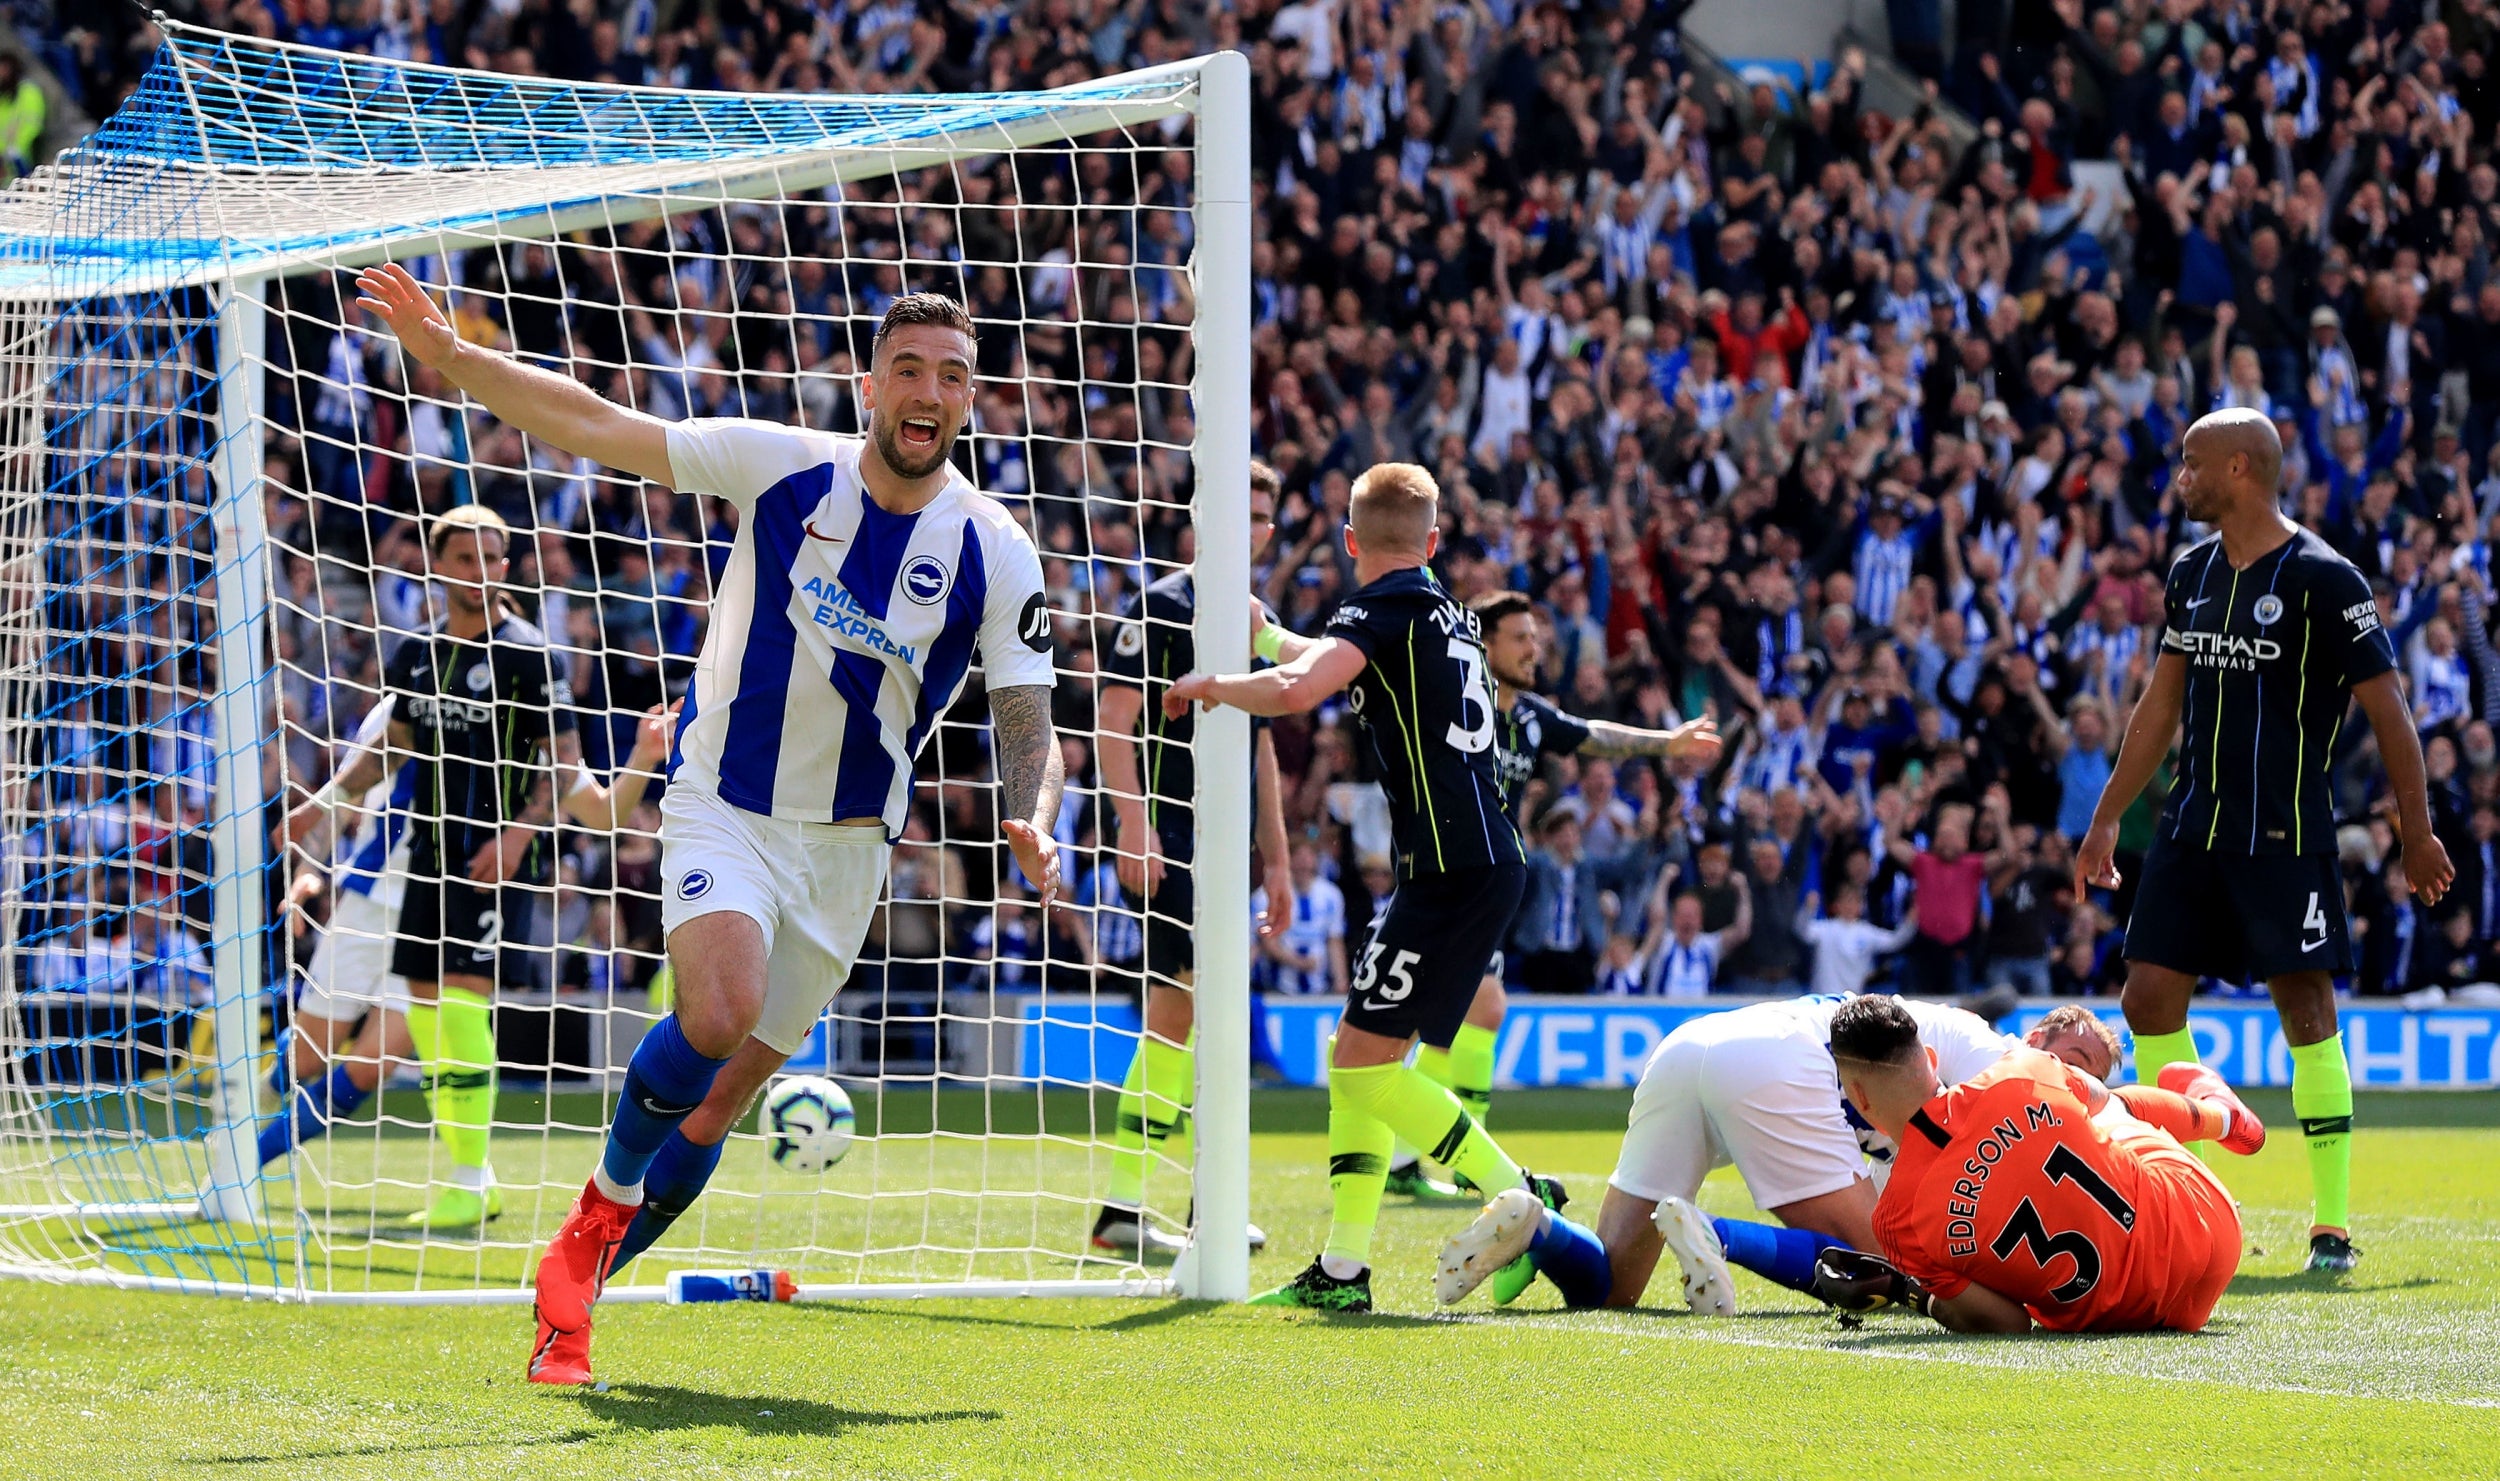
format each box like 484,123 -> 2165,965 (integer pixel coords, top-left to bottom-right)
1872,1047 -> 2239,1333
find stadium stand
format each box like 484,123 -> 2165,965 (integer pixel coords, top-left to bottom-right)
19,0 -> 2500,1022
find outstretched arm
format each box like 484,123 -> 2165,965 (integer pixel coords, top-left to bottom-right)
2075,651 -> 2187,893
1578,716 -> 1725,763
991,685 -> 1067,910
2354,671 -> 2454,906
1166,637 -> 1369,718
355,262 -> 674,486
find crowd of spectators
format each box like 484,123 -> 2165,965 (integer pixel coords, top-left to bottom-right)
25,0 -> 2500,1039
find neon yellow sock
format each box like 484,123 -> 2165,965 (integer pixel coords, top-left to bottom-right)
1400,1044 -> 1453,1169
1448,1022 -> 1497,1125
1330,1060 -> 1524,1200
2290,1035 -> 2354,1232
2128,1026 -> 2211,1162
1323,1057 -> 1394,1267
1106,1045 -> 1152,1210
1107,1033 -> 1191,1209
411,988 -> 496,1170
2129,1025 -> 2198,1082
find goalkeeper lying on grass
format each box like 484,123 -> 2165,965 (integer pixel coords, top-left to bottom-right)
1437,1001 -> 2259,1330
1818,994 -> 2258,1334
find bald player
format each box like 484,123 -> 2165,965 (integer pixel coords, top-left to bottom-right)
2075,407 -> 2453,1275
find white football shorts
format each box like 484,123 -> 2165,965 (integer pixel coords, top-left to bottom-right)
658,783 -> 890,1055
1608,1002 -> 1867,1212
296,886 -> 411,1021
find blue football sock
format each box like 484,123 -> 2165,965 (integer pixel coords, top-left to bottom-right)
256,1065 -> 369,1167
266,1028 -> 292,1097
1527,1211 -> 1614,1309
1712,1217 -> 1844,1295
601,1016 -> 728,1193
608,1130 -> 726,1275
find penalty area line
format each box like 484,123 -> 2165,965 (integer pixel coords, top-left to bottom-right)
1457,1310 -> 2500,1410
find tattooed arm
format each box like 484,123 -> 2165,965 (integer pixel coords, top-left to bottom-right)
991,683 -> 1067,908
1578,716 -> 1725,762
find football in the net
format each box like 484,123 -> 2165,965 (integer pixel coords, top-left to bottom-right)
760,1075 -> 856,1173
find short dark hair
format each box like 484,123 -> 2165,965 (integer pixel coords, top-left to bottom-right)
1828,994 -> 1922,1065
1471,589 -> 1537,633
872,292 -> 976,366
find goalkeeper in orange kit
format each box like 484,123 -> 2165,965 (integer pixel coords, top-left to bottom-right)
1816,996 -> 2262,1334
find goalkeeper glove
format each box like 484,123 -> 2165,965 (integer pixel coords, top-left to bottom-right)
1813,1249 -> 1935,1318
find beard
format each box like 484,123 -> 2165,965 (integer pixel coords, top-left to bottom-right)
872,411 -> 957,480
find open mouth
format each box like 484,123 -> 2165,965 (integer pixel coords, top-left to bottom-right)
898,416 -> 940,450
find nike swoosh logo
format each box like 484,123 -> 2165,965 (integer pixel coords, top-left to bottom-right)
2184,597 -> 2213,610
804,520 -> 846,543
2301,937 -> 2327,952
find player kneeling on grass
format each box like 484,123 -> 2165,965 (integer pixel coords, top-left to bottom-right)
1817,994 -> 2258,1334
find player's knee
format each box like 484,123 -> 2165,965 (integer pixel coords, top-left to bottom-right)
1144,983 -> 1195,1043
675,998 -> 760,1059
2117,970 -> 2189,1030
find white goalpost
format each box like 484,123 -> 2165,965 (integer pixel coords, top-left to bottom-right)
0,24 -> 1250,1304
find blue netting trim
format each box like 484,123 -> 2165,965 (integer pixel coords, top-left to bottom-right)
106,31 -> 1183,172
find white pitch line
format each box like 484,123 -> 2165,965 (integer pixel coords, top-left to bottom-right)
1452,1309 -> 2500,1411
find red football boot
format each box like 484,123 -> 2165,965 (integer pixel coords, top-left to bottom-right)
2158,1060 -> 2267,1155
534,1178 -> 635,1335
528,1305 -> 594,1386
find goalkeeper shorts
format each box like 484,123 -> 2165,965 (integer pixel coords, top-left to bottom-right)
296,885 -> 411,1021
658,783 -> 890,1055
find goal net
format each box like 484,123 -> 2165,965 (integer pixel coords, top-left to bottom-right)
0,24 -> 1253,1304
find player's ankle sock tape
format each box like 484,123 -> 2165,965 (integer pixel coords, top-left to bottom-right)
603,1015 -> 729,1192
1449,1023 -> 1497,1123
2114,1084 -> 2228,1143
608,1131 -> 727,1276
1527,1212 -> 1612,1308
2290,1035 -> 2354,1231
427,988 -> 499,1168
1322,1061 -> 1395,1266
1713,1218 -> 1836,1295
1328,1060 -> 1524,1198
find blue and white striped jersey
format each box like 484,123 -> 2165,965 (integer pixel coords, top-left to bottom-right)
664,420 -> 1056,832
334,697 -> 413,912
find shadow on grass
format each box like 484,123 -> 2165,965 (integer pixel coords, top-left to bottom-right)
570,1382 -> 1001,1438
1832,1324 -> 2210,1349
801,1298 -> 1446,1333
2226,1271 -> 2441,1296
199,1385 -> 996,1467
201,1429 -> 603,1467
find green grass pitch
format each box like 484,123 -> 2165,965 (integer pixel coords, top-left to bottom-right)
5,1089 -> 2495,1478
